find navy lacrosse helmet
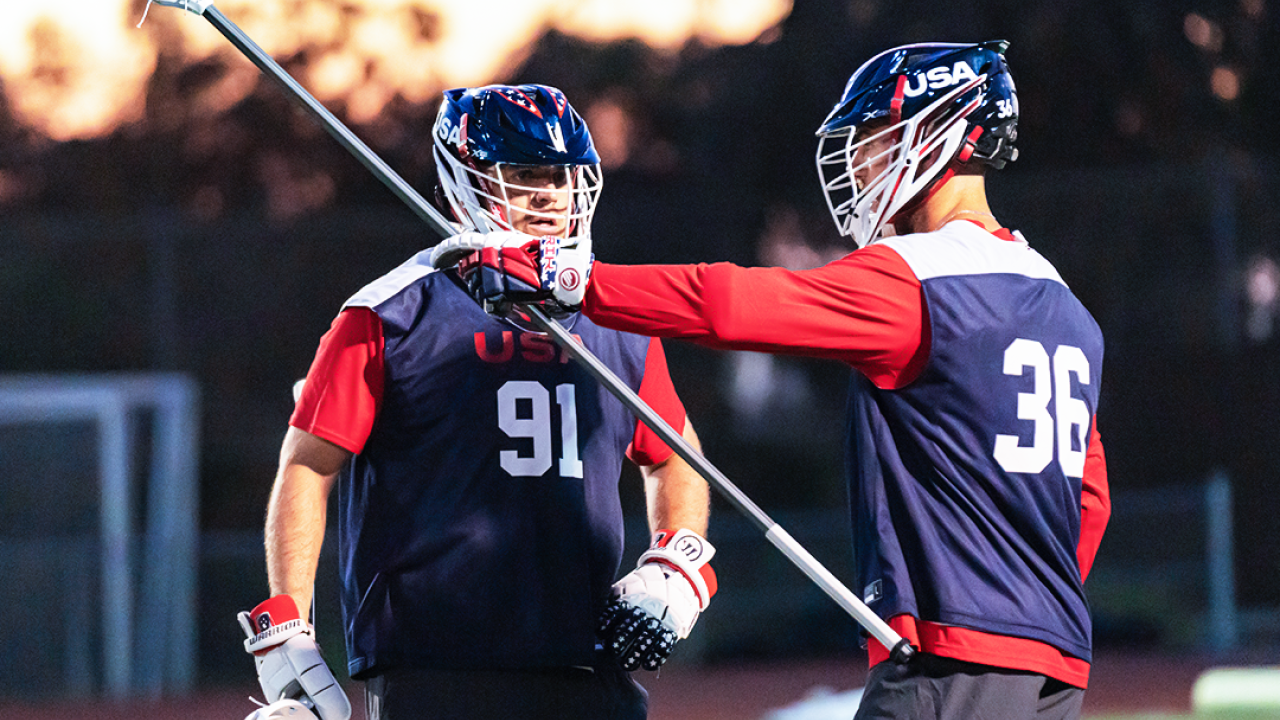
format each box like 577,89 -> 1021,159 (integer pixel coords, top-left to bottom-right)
815,41 -> 1018,246
432,84 -> 603,240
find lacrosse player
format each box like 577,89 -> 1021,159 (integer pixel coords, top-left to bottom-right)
464,43 -> 1111,720
241,84 -> 713,720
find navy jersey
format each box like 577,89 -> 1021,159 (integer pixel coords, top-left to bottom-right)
848,225 -> 1104,661
334,251 -> 661,676
578,220 -> 1108,682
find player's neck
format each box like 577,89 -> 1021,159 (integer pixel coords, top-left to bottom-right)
903,175 -> 999,234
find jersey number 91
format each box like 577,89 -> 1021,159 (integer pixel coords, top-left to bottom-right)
497,380 -> 584,478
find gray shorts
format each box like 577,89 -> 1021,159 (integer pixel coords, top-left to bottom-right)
363,664 -> 648,720
854,653 -> 1084,720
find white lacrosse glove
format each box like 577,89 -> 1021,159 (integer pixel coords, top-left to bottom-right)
598,529 -> 717,671
237,595 -> 351,720
431,230 -> 593,316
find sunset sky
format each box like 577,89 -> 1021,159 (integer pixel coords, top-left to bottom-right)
0,0 -> 790,140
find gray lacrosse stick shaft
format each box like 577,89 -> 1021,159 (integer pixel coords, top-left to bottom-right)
202,4 -> 445,231
154,0 -> 912,662
525,304 -> 912,661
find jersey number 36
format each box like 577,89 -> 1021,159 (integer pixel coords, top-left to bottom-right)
993,338 -> 1091,479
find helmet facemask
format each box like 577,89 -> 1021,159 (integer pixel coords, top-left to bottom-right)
433,136 -> 603,247
817,75 -> 984,247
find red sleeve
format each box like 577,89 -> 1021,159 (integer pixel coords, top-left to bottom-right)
583,245 -> 929,388
289,307 -> 384,454
1077,417 -> 1110,581
626,337 -> 687,467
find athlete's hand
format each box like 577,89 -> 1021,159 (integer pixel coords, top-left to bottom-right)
429,230 -> 529,271
432,230 -> 593,317
237,596 -> 351,720
460,234 -> 551,310
598,529 -> 717,671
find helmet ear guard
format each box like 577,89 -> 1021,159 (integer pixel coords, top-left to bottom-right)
975,118 -> 1018,169
953,110 -> 1017,168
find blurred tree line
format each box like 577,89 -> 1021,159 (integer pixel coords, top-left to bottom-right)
2,0 -> 1280,610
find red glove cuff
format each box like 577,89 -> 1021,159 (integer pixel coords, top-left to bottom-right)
250,594 -> 302,627
242,595 -> 308,654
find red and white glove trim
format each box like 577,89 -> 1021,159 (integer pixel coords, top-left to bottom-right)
240,595 -> 310,654
638,528 -> 718,609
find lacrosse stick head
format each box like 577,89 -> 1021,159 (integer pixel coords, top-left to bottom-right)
142,0 -> 214,14
815,40 -> 1018,247
432,84 -> 602,246
244,699 -> 316,720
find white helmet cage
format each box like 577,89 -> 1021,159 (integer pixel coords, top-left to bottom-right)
434,150 -> 603,242
815,77 -> 983,247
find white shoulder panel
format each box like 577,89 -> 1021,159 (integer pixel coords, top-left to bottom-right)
877,221 -> 1067,287
343,248 -> 438,309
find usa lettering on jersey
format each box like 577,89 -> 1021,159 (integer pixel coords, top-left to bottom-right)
474,330 -> 582,364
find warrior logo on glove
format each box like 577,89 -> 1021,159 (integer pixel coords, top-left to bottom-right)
433,231 -> 594,318
558,266 -> 582,293
657,529 -> 708,563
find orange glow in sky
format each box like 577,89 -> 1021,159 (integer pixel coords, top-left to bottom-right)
0,0 -> 790,141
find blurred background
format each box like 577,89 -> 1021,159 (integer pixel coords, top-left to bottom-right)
2,0 -> 1279,711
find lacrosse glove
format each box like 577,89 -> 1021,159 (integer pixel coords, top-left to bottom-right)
237,596 -> 351,720
598,529 -> 717,671
431,230 -> 592,317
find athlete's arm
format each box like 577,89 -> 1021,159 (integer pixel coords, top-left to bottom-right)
620,337 -> 709,532
639,421 -> 709,535
268,307 -> 385,615
266,428 -> 351,616
1077,417 -> 1110,581
609,359 -> 713,672
583,246 -> 929,388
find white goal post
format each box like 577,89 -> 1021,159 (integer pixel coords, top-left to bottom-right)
0,373 -> 200,698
